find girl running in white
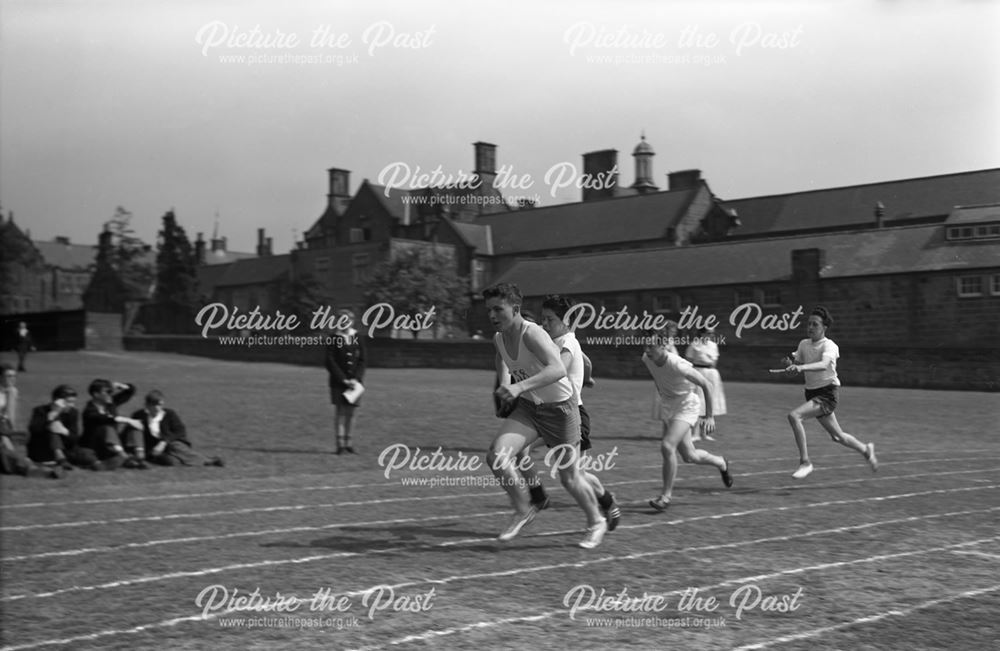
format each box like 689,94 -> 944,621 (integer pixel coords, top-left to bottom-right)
685,325 -> 727,442
649,319 -> 680,422
484,283 -> 607,549
644,333 -> 733,511
782,306 -> 879,479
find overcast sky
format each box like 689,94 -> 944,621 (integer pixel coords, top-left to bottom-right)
2,0 -> 997,255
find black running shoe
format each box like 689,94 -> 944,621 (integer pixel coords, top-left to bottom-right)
720,458 -> 734,488
605,502 -> 621,531
649,497 -> 670,512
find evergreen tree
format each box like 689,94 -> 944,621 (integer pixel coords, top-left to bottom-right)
82,206 -> 154,312
154,210 -> 199,309
105,206 -> 155,296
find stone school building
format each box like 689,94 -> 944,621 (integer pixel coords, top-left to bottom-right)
190,136 -> 1000,388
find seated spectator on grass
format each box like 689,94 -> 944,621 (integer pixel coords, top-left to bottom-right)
27,385 -> 101,471
1,363 -> 62,479
81,379 -> 146,470
126,390 -> 224,467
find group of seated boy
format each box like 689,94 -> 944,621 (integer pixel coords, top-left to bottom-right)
0,362 -> 224,478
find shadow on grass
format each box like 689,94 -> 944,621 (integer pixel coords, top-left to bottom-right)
215,445 -> 332,455
594,434 -> 661,443
261,521 -> 491,554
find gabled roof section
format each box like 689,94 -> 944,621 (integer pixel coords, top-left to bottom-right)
474,185 -> 703,255
213,254 -> 291,288
724,169 -> 1000,236
449,221 -> 493,255
32,240 -> 96,270
366,181 -> 420,223
491,224 -> 1000,296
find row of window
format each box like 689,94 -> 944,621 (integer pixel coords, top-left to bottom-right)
313,253 -> 371,274
957,274 -> 1000,298
3,296 -> 33,312
55,274 -> 88,293
947,224 -> 1000,241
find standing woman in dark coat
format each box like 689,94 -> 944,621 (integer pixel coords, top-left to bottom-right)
15,322 -> 35,372
324,309 -> 366,454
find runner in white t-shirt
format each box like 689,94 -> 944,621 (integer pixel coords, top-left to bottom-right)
643,332 -> 733,511
781,306 -> 878,480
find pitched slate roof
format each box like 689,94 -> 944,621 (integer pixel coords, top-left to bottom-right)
366,180 -> 511,223
945,203 -> 1000,224
212,254 -> 290,288
474,185 -> 703,255
366,182 -> 419,222
203,249 -> 257,265
491,224 -> 1000,296
33,240 -> 97,270
449,221 -> 493,255
724,169 -> 1000,236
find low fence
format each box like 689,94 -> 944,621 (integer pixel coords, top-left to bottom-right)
122,335 -> 1000,392
0,310 -> 86,351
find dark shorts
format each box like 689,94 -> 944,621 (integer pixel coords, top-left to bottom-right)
578,405 -> 592,452
805,384 -> 839,416
506,398 -> 581,448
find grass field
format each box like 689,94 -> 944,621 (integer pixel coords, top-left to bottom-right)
1,350 -> 998,650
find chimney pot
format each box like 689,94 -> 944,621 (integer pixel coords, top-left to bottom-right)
474,142 -> 497,178
195,232 -> 206,264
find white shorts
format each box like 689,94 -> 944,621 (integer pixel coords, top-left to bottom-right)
654,392 -> 701,428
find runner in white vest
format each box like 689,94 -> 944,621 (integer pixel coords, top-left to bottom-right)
484,283 -> 606,549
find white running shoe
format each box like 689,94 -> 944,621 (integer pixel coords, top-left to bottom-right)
497,507 -> 538,542
865,443 -> 878,472
579,520 -> 608,549
792,462 -> 814,480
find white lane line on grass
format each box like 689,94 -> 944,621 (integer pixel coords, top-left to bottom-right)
0,481 -> 400,510
3,450 -> 998,510
442,482 -> 1000,546
4,463 -> 998,534
3,487 -> 997,604
3,518 -> 996,651
345,538 -> 1000,651
731,583 -> 1000,650
0,491 -> 493,532
4,465 -> 991,563
951,550 -> 1000,562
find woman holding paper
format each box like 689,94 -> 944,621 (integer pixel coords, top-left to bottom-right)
324,309 -> 367,455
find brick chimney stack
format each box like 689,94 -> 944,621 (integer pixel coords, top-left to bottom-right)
581,149 -> 619,202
